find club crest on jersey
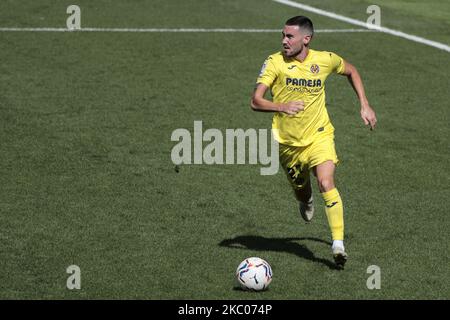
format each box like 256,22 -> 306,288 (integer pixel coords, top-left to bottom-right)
310,64 -> 320,74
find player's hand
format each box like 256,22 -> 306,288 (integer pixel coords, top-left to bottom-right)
280,101 -> 304,115
360,104 -> 377,130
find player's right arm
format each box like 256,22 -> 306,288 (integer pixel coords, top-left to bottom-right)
251,83 -> 304,115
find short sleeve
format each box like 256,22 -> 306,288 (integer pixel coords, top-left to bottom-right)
256,57 -> 278,87
329,52 -> 345,74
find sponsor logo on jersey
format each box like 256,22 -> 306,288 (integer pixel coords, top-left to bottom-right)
286,78 -> 322,87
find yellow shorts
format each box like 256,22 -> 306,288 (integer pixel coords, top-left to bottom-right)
279,133 -> 339,190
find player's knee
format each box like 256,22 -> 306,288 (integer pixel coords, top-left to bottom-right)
318,177 -> 335,192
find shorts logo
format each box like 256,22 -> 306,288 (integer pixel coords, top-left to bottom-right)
310,64 -> 320,74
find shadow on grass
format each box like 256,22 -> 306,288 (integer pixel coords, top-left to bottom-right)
219,235 -> 338,270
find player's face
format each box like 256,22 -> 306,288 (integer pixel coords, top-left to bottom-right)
282,25 -> 308,57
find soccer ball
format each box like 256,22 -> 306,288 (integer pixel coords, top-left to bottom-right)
235,257 -> 273,291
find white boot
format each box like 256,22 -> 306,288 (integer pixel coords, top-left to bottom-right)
332,240 -> 348,269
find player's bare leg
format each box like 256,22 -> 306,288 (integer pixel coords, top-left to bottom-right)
314,161 -> 348,268
313,160 -> 336,193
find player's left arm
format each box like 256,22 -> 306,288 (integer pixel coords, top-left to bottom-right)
341,61 -> 377,130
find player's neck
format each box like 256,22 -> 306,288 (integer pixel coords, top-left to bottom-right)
294,47 -> 310,63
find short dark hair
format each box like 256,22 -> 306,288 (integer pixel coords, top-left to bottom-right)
285,16 -> 314,36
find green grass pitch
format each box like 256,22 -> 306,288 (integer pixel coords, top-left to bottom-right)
0,0 -> 449,299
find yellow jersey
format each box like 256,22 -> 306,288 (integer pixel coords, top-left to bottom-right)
256,49 -> 345,146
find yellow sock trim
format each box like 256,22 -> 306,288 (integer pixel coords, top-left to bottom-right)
321,188 -> 344,241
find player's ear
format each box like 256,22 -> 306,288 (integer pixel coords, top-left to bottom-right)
303,34 -> 312,46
